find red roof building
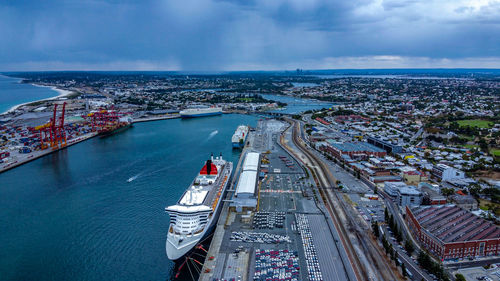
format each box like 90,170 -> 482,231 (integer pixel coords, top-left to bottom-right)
406,205 -> 500,261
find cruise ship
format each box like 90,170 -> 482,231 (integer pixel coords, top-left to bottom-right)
165,154 -> 233,261
179,107 -> 222,118
231,125 -> 249,148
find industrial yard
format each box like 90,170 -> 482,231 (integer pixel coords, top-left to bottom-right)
198,119 -> 353,281
0,103 -> 139,173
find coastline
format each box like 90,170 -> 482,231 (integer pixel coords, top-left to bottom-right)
1,80 -> 74,115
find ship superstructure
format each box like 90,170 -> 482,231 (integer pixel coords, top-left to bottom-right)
165,154 -> 233,261
179,107 -> 222,118
231,125 -> 249,149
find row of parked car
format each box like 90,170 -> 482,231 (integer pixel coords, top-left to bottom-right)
231,231 -> 291,244
295,214 -> 323,281
253,249 -> 300,281
252,212 -> 286,229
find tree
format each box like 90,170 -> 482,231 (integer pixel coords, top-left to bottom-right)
405,240 -> 415,256
417,251 -> 432,270
384,207 -> 389,222
402,263 -> 407,277
372,221 -> 380,238
469,184 -> 482,198
441,188 -> 455,197
455,274 -> 466,281
396,227 -> 403,243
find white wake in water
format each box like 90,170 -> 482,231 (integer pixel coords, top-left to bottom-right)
207,130 -> 218,140
127,174 -> 140,183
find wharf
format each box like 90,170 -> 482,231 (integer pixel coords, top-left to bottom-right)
0,132 -> 98,174
1,114 -> 180,174
198,119 -> 351,281
132,114 -> 180,123
1,114 -> 181,174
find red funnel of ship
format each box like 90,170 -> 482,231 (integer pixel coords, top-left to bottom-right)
200,159 -> 218,175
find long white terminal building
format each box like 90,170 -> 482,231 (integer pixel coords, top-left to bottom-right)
232,152 -> 260,211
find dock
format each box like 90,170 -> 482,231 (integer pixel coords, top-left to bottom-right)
0,132 -> 98,174
0,114 -> 180,174
198,119 -> 353,281
132,114 -> 180,123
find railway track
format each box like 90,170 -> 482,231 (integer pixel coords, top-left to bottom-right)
283,118 -> 400,281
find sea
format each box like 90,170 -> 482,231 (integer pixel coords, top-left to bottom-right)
0,114 -> 258,281
0,75 -> 61,114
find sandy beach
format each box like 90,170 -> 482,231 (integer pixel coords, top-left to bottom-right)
1,84 -> 74,115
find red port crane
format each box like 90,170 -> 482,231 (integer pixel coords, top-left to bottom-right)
35,102 -> 67,150
83,107 -> 130,134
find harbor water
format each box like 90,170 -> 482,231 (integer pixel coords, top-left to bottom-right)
0,114 -> 257,281
261,94 -> 334,114
0,75 -> 61,114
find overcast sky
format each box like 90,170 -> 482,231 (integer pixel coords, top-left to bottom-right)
1,0 -> 499,71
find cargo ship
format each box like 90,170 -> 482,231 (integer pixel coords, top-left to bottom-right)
98,116 -> 133,137
179,107 -> 222,118
231,125 -> 248,149
165,154 -> 233,261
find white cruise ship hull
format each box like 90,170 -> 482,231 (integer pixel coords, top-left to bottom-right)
166,230 -> 204,260
166,212 -> 220,261
165,157 -> 232,262
180,107 -> 222,118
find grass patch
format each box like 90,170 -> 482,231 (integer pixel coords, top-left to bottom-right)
478,199 -> 500,216
459,134 -> 475,141
490,149 -> 500,157
462,144 -> 479,149
457,119 -> 494,128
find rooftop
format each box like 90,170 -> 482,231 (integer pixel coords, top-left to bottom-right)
243,152 -> 260,172
327,140 -> 386,153
235,170 -> 257,195
410,205 -> 500,244
399,187 -> 421,195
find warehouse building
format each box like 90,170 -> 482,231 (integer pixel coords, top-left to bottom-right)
232,152 -> 260,212
384,182 -> 422,208
431,163 -> 465,182
384,181 -> 408,197
397,187 -> 423,208
324,140 -> 386,160
406,205 -> 500,261
366,135 -> 403,154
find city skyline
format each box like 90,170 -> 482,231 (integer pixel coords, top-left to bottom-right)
1,0 -> 500,71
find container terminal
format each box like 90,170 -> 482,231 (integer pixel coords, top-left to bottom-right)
196,119 -> 357,281
0,103 -> 183,174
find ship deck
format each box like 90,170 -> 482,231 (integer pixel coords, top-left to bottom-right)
201,164 -> 232,208
174,162 -> 232,210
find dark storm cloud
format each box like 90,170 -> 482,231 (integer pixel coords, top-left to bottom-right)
0,0 -> 499,70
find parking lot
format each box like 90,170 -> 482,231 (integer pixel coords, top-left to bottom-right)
204,119 -> 351,281
349,193 -> 386,223
253,249 -> 301,281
